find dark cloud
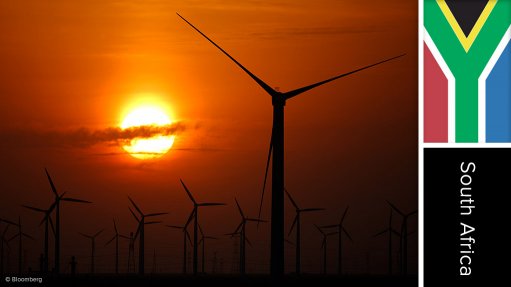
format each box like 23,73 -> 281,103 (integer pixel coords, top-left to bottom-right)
0,123 -> 187,148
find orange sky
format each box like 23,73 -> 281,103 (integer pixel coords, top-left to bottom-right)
0,0 -> 417,274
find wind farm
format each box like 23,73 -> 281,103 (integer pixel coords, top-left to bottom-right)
0,1 -> 418,286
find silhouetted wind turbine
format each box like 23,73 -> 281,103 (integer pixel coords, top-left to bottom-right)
1,223 -> 12,275
386,201 -> 417,276
177,13 -> 405,276
79,229 -> 103,274
21,204 -> 55,273
285,189 -> 324,275
44,168 -> 92,273
233,198 -> 266,275
166,209 -> 194,274
373,208 -> 400,275
105,219 -> 129,274
198,224 -> 217,274
321,206 -> 353,275
128,196 -> 167,275
1,217 -> 34,274
314,224 -> 337,275
179,179 -> 225,275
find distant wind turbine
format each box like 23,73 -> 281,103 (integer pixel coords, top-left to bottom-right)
233,198 -> 266,275
285,189 -> 324,275
179,179 -> 225,275
44,168 -> 92,273
1,223 -> 12,274
128,196 -> 167,275
373,208 -> 400,275
198,224 -> 217,274
314,224 -> 337,275
386,201 -> 416,276
177,13 -> 405,276
321,206 -> 353,275
78,229 -> 104,274
1,217 -> 34,274
105,219 -> 130,274
166,209 -> 194,274
21,204 -> 55,273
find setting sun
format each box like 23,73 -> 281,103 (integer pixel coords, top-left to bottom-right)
121,106 -> 175,159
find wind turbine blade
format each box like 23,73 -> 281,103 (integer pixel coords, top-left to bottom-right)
61,198 -> 92,204
198,203 -> 226,207
407,210 -> 418,217
21,205 -> 46,213
179,179 -> 196,204
285,189 -> 299,209
134,224 -> 141,240
340,206 -> 349,225
284,239 -> 294,245
320,224 -> 337,229
2,225 -> 10,236
184,209 -> 195,229
386,200 -> 405,217
257,130 -> 272,228
342,227 -> 353,242
94,229 -> 104,238
21,232 -> 34,240
128,207 -> 140,222
44,168 -> 59,196
288,215 -> 298,236
48,217 -> 56,236
246,218 -> 267,223
8,234 -> 19,242
186,230 -> 192,244
145,221 -> 162,225
234,222 -> 243,234
176,13 -> 277,96
372,229 -> 387,238
234,198 -> 245,218
105,236 -> 116,246
284,54 -> 406,100
301,208 -> 325,212
0,218 -> 18,226
198,224 -> 204,236
146,212 -> 168,217
113,219 -> 118,234
320,237 -> 325,249
314,224 -> 324,235
119,235 -> 130,240
166,225 -> 183,229
245,236 -> 252,247
391,229 -> 401,237
128,196 -> 143,215
78,232 -> 91,239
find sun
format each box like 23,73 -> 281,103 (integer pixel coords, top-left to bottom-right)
121,106 -> 175,159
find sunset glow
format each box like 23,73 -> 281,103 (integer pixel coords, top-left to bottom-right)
121,106 -> 175,159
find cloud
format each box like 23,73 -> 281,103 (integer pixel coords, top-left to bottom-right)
0,122 -> 187,149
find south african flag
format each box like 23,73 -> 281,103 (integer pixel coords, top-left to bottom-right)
424,0 -> 511,143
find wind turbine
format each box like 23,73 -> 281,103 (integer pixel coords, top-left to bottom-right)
386,201 -> 417,276
44,168 -> 92,273
177,13 -> 405,276
198,224 -> 217,274
373,208 -> 400,275
78,229 -> 104,274
21,204 -> 55,273
314,224 -> 337,275
128,196 -> 167,275
179,179 -> 225,275
285,189 -> 324,275
233,198 -> 266,275
1,223 -> 12,275
1,217 -> 34,274
166,209 -> 194,274
105,219 -> 130,274
321,206 -> 353,275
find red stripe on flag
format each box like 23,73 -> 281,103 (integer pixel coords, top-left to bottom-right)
424,42 -> 448,143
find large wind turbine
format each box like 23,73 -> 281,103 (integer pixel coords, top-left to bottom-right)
44,168 -> 92,273
105,219 -> 130,274
179,179 -> 225,275
233,198 -> 266,275
177,13 -> 404,275
321,206 -> 353,275
21,204 -> 55,273
128,196 -> 167,275
166,209 -> 194,274
285,189 -> 324,275
0,217 -> 33,274
386,201 -> 416,276
373,208 -> 400,275
78,229 -> 104,274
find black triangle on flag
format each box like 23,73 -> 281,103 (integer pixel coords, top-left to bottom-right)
444,0 -> 490,37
